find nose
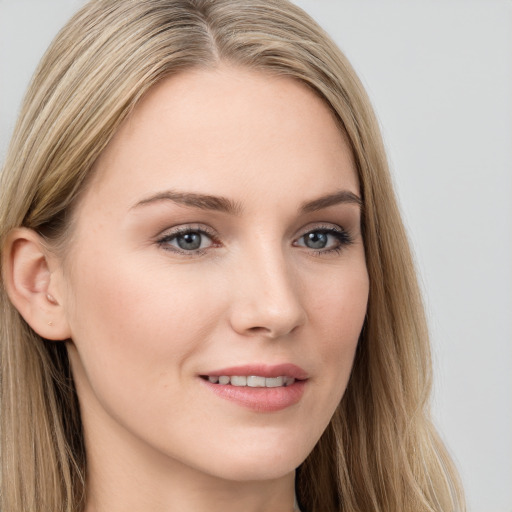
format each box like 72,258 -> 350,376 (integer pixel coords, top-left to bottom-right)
228,246 -> 307,339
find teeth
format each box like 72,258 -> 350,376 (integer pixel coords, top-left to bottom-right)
206,375 -> 296,387
247,375 -> 266,387
265,376 -> 284,387
284,377 -> 295,387
230,376 -> 247,386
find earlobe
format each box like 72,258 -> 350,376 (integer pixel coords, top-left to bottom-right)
2,228 -> 71,341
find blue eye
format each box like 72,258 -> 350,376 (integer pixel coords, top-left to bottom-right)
303,231 -> 329,249
157,227 -> 215,254
175,232 -> 203,250
296,227 -> 352,254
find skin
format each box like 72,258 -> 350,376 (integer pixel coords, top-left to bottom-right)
43,65 -> 369,511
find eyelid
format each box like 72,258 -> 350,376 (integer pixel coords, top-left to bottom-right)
156,223 -> 217,239
293,223 -> 354,254
295,223 -> 347,239
155,224 -> 220,256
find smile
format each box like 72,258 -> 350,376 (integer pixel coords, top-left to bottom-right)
199,364 -> 308,412
201,375 -> 296,387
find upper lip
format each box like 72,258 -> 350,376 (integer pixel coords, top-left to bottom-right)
200,363 -> 309,380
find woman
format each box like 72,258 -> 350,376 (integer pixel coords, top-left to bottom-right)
0,1 -> 465,511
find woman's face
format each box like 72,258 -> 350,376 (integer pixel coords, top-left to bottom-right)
59,65 -> 369,482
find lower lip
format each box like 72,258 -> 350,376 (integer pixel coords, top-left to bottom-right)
200,378 -> 307,412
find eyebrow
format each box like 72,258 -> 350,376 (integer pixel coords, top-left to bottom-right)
300,190 -> 362,213
132,190 -> 243,215
131,188 -> 362,214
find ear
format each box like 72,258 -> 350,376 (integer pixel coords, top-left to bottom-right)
2,228 -> 71,341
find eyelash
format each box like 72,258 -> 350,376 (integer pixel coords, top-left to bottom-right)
156,226 -> 220,256
294,224 -> 354,256
156,224 -> 353,257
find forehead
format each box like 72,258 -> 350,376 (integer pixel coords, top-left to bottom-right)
84,64 -> 358,214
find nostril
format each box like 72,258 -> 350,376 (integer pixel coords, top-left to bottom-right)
246,324 -> 299,339
248,326 -> 269,334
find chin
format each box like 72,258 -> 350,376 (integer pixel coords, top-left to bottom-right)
203,457 -> 301,483
191,431 -> 317,482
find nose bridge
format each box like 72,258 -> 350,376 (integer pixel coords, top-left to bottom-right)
229,237 -> 306,338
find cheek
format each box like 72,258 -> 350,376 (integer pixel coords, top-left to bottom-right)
307,261 -> 368,388
310,261 -> 368,342
69,253 -> 214,338
64,253 -> 223,402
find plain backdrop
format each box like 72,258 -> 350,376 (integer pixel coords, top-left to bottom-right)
1,1 -> 511,511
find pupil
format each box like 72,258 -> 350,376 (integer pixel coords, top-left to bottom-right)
177,232 -> 201,250
305,232 -> 327,249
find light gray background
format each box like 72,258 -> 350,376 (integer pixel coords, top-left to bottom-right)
1,1 -> 511,511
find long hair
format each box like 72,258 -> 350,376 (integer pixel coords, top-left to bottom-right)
0,1 -> 465,511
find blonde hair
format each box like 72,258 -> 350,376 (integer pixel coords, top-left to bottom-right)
0,1 -> 465,511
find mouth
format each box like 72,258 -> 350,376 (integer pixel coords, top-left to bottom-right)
200,375 -> 298,387
198,364 -> 308,412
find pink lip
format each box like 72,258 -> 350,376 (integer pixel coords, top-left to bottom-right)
199,363 -> 308,413
201,363 -> 309,380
